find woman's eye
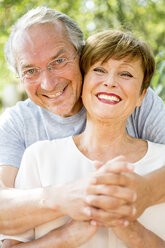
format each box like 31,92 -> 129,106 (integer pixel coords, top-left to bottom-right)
93,67 -> 105,73
121,72 -> 133,78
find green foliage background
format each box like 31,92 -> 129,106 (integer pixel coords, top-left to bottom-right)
0,0 -> 165,112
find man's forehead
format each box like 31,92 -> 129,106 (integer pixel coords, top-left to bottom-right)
13,26 -> 76,69
13,22 -> 69,46
12,22 -> 74,56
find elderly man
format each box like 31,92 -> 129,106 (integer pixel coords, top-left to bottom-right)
1,6 -> 165,247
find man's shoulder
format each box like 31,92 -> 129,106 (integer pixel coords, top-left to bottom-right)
1,98 -> 37,115
0,99 -> 41,124
10,98 -> 39,113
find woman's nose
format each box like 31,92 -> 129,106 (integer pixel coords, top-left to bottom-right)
103,73 -> 117,88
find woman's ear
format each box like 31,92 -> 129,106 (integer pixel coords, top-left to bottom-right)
136,89 -> 147,107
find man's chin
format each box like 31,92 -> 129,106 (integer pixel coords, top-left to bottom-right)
46,106 -> 75,117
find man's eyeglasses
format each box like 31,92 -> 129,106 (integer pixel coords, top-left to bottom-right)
17,53 -> 78,84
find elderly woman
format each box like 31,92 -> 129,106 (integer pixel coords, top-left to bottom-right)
2,30 -> 165,248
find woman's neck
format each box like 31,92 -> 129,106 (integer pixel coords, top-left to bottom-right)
74,115 -> 147,163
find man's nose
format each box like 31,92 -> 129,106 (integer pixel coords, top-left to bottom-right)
103,72 -> 117,88
40,70 -> 58,91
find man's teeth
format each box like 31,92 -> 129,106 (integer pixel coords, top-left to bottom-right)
47,90 -> 63,98
98,94 -> 120,102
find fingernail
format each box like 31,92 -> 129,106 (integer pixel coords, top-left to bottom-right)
132,207 -> 136,216
86,196 -> 92,203
133,193 -> 137,202
84,207 -> 91,216
124,220 -> 129,226
90,220 -> 97,226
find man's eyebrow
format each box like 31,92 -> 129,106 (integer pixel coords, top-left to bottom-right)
21,48 -> 68,69
50,48 -> 67,60
21,64 -> 35,69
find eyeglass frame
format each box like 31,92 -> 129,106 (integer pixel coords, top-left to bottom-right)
16,51 -> 78,84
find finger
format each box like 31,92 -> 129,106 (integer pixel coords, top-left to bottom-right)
100,157 -> 134,173
85,195 -> 125,209
113,205 -> 136,218
84,204 -> 136,221
90,219 -> 129,227
87,185 -> 136,203
84,207 -> 130,227
91,173 -> 130,186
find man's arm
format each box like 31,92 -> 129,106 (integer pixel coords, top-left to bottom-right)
144,166 -> 165,204
0,166 -> 63,235
0,159 -> 137,236
129,87 -> 165,143
112,220 -> 165,248
3,221 -> 98,248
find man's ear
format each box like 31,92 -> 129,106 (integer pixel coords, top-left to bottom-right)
136,89 -> 147,107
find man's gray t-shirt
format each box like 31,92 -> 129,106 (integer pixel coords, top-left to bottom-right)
0,87 -> 165,169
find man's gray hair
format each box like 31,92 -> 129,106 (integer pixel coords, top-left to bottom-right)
5,6 -> 85,73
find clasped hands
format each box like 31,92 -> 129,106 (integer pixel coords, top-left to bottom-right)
57,156 -> 152,228
2,156 -> 153,248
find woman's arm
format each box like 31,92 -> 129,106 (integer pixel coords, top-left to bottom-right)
112,220 -> 165,248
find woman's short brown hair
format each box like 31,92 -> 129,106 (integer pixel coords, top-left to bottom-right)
80,30 -> 155,92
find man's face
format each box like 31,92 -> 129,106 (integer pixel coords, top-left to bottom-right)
13,22 -> 83,117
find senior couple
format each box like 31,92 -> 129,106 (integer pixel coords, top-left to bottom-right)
0,6 -> 165,248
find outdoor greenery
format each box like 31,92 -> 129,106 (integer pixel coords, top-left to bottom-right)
0,0 -> 165,112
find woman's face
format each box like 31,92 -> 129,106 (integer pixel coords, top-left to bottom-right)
82,57 -> 146,121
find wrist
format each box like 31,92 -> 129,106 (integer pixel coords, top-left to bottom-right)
144,171 -> 161,206
113,221 -> 144,248
41,185 -> 64,217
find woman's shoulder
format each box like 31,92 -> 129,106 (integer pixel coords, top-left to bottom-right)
24,137 -> 73,155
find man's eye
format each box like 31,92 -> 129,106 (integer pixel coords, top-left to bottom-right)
55,58 -> 67,64
27,69 -> 36,74
22,68 -> 39,78
24,69 -> 37,75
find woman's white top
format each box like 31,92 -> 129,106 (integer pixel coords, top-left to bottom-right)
1,137 -> 165,247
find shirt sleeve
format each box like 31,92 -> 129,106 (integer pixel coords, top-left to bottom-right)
130,87 -> 165,144
0,107 -> 25,168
